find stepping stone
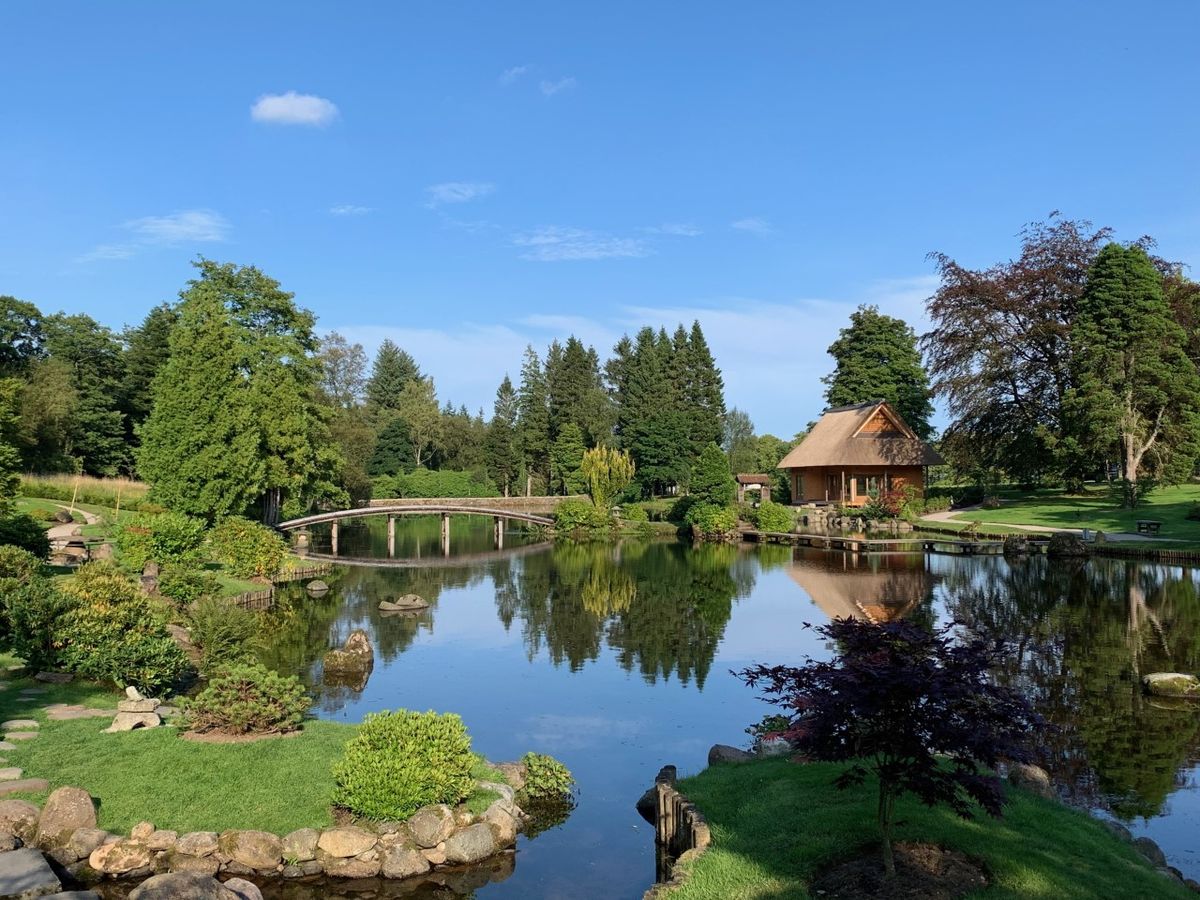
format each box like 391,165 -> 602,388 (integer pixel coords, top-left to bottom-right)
4,733 -> 37,741
0,778 -> 50,795
33,672 -> 72,684
0,847 -> 61,896
0,768 -> 22,781
17,688 -> 46,695
1,720 -> 38,730
0,743 -> 14,751
45,706 -> 114,721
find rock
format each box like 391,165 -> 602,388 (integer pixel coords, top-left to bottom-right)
707,744 -> 753,765
421,845 -> 446,866
103,712 -> 161,733
36,786 -> 97,848
305,580 -> 329,596
0,780 -> 49,798
482,801 -> 519,846
1142,672 -> 1200,699
380,594 -> 428,612
4,733 -> 37,742
175,831 -> 219,857
0,832 -> 20,851
281,864 -> 304,878
407,805 -> 455,849
323,852 -> 381,878
381,844 -> 431,879
33,672 -> 72,684
1008,763 -> 1054,799
1002,535 -> 1031,556
0,722 -> 37,731
0,769 -> 22,782
0,847 -> 61,898
1098,819 -> 1133,842
1047,532 -> 1089,558
128,872 -> 239,899
165,852 -> 220,876
217,830 -> 282,870
44,892 -> 100,899
281,827 -> 320,862
317,825 -> 376,858
222,878 -> 264,900
476,780 -> 516,804
53,509 -> 73,524
494,762 -> 527,792
146,829 -> 177,852
89,839 -> 154,875
1134,836 -> 1167,867
756,737 -> 792,758
323,629 -> 374,677
66,828 -> 108,860
125,686 -> 144,701
130,821 -> 155,841
299,859 -> 323,876
0,802 -> 40,842
443,823 -> 496,865
1158,867 -> 1184,884
118,699 -> 160,714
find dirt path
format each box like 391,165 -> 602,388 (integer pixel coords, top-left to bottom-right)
45,505 -> 100,543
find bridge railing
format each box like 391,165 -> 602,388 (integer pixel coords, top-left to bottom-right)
367,495 -> 582,512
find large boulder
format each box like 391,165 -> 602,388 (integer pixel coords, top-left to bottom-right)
175,831 -> 219,857
217,830 -> 282,870
381,843 -> 431,879
128,872 -> 239,899
481,801 -> 519,846
66,828 -> 109,861
323,853 -> 381,878
1047,532 -> 1089,558
281,828 -> 320,862
165,852 -> 220,876
36,786 -> 97,849
407,805 -> 455,848
380,594 -> 428,612
0,848 -> 61,898
443,823 -> 496,865
222,878 -> 264,900
323,629 -> 374,676
1002,535 -> 1031,556
707,744 -> 753,765
1142,672 -> 1200,699
0,800 -> 40,842
1008,762 -> 1054,799
89,839 -> 154,875
1134,836 -> 1168,868
316,825 -> 376,858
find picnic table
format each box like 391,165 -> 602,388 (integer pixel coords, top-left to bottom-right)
1136,520 -> 1162,535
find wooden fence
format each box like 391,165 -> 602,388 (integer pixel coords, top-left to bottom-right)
643,765 -> 712,899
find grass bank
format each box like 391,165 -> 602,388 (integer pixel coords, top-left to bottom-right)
0,666 -> 504,836
665,758 -> 1189,900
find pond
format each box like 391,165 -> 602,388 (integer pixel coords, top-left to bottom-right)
253,515 -> 1200,896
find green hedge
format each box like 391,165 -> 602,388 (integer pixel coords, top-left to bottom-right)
372,468 -> 499,499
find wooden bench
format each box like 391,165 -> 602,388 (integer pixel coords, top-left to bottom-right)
1136,520 -> 1162,535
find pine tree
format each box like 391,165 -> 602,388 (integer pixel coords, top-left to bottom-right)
690,442 -> 735,507
516,346 -> 550,493
484,376 -> 520,496
122,303 -> 177,430
1069,245 -> 1200,507
368,417 -> 414,476
823,305 -> 935,438
620,328 -> 689,495
550,422 -> 587,495
366,339 -> 421,414
683,320 -> 726,454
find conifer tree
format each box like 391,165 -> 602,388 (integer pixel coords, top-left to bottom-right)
484,376 -> 521,496
683,320 -> 726,453
366,339 -> 421,414
619,328 -> 689,495
516,346 -> 550,493
550,422 -> 587,495
690,442 -> 736,507
368,417 -> 414,476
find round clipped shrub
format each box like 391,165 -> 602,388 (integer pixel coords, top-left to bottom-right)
685,502 -> 738,539
519,752 -> 574,804
0,514 -> 51,559
182,662 -> 308,735
618,503 -> 649,523
333,709 -> 476,820
208,517 -> 287,579
0,545 -> 43,582
553,498 -> 611,534
116,512 -> 207,572
752,502 -> 795,533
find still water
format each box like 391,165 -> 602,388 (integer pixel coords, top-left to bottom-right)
254,516 -> 1200,896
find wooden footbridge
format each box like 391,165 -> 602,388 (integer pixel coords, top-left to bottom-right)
742,529 -> 1024,556
277,499 -> 560,557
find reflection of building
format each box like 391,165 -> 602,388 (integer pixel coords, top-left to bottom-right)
786,553 -> 934,622
777,401 -> 943,506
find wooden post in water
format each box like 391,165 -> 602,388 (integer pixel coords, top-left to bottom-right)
441,513 -> 451,556
387,516 -> 396,558
331,520 -> 339,557
494,516 -> 504,550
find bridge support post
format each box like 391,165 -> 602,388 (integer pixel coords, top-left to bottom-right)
441,513 -> 450,556
387,516 -> 396,558
331,520 -> 339,557
494,516 -> 504,550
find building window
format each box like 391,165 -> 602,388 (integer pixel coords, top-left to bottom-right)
854,475 -> 879,498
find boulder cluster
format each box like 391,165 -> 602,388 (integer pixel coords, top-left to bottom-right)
0,775 -> 526,894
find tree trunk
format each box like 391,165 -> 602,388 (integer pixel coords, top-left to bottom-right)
878,784 -> 896,878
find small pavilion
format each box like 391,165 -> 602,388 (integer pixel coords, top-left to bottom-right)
735,474 -> 772,504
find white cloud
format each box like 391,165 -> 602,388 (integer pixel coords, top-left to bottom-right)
77,208 -> 229,263
731,216 -> 773,235
425,182 -> 495,208
329,204 -> 372,216
513,226 -> 651,261
250,91 -> 339,126
540,76 -> 576,97
500,65 -> 531,85
124,209 -> 229,243
644,222 -> 702,237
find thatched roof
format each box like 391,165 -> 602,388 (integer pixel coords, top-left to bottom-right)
777,401 -> 943,469
735,474 -> 772,485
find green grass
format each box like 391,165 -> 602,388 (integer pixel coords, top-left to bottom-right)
0,667 -> 507,836
914,519 -> 1032,536
942,484 -> 1200,541
667,758 -> 1190,900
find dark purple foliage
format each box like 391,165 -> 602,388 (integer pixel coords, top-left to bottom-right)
737,617 -> 1043,875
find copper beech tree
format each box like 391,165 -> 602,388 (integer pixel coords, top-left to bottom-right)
738,618 -> 1043,878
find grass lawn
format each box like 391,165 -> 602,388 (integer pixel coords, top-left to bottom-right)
0,665 -> 505,836
942,484 -> 1200,541
914,519 -> 1032,537
667,758 -> 1190,900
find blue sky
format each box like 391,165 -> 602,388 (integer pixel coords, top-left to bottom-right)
3,1 -> 1199,436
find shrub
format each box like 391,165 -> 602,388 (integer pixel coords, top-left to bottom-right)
157,566 -> 220,605
4,579 -> 75,669
685,502 -> 737,539
519,752 -> 574,804
116,512 -> 207,572
188,596 -> 261,673
181,662 -> 308,735
668,494 -> 698,523
333,709 -> 476,820
618,503 -> 648,523
1187,503 -> 1200,522
921,495 -> 952,515
373,468 -> 498,499
0,545 -> 43,582
580,445 -> 636,510
690,443 -> 735,507
554,498 -> 612,534
208,517 -> 287,579
0,514 -> 51,559
56,562 -> 192,694
752,502 -> 794,533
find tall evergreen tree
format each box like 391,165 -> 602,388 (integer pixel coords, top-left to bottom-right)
680,321 -> 726,456
620,328 -> 689,495
484,376 -> 520,496
550,422 -> 587,495
368,416 -> 414,477
122,303 -> 177,432
365,339 -> 421,414
547,336 -> 610,445
0,296 -> 44,378
516,346 -> 550,493
823,305 -> 934,439
690,442 -> 736,506
1068,245 -> 1200,507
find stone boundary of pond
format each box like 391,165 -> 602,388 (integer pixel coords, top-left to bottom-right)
641,765 -> 711,900
0,775 -> 526,890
